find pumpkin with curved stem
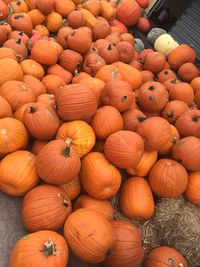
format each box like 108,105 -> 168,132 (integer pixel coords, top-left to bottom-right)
22,184 -> 72,232
36,0 -> 55,15
74,194 -> 114,221
104,130 -> 144,169
67,29 -> 92,54
172,136 -> 200,171
178,62 -> 199,82
91,106 -> 123,139
98,43 -> 120,64
0,96 -> 12,119
83,53 -> 106,76
0,150 -> 38,196
9,230 -> 69,267
24,103 -> 60,141
143,246 -> 188,267
36,139 -> 81,185
137,81 -> 169,113
120,176 -> 154,220
9,13 -> 33,36
122,108 -> 146,131
185,171 -> 200,205
161,100 -> 188,124
60,176 -> 81,200
116,0 -> 141,26
47,64 -> 72,84
169,82 -> 194,105
144,51 -> 166,73
64,208 -> 115,263
59,49 -> 83,74
156,69 -> 177,83
0,58 -> 23,86
31,140 -> 48,155
80,152 -> 121,199
41,75 -> 65,95
163,78 -> 181,91
104,220 -> 144,267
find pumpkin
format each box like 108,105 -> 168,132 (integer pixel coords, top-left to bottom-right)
172,136 -> 200,171
185,171 -> 200,205
194,89 -> 200,109
156,69 -> 177,83
116,0 -> 141,26
27,9 -> 46,26
146,27 -> 167,46
0,0 -> 8,20
72,71 -> 91,84
122,108 -> 146,131
45,12 -> 63,33
95,64 -> 122,82
137,81 -> 169,113
82,0 -> 101,16
129,59 -> 143,71
22,184 -> 72,232
144,52 -> 166,73
36,139 -> 81,184
141,70 -> 154,84
80,152 -> 121,199
100,0 -> 115,20
136,17 -> 150,33
154,34 -> 179,56
56,120 -> 95,158
64,208 -> 115,263
31,40 -> 59,65
0,58 -> 23,86
175,109 -> 200,137
0,150 -> 38,196
93,21 -> 111,40
13,103 -> 31,122
31,140 -> 48,155
135,0 -> 149,8
9,230 -> 69,267
60,176 -> 81,200
83,53 -> 106,76
91,106 -> 123,139
178,62 -> 199,82
20,59 -> 45,79
120,33 -> 134,43
74,194 -> 114,221
34,24 -> 49,37
37,94 -> 56,109
169,82 -> 194,105
120,176 -> 155,220
136,117 -> 171,151
22,75 -> 46,97
126,150 -> 157,177
68,10 -> 85,29
47,64 -> 73,83
9,0 -> 28,13
191,76 -> 200,93
41,74 -> 65,95
67,29 -> 92,54
106,35 -> 121,46
54,0 -> 75,17
59,49 -> 83,74
0,96 -> 12,119
110,19 -> 128,33
0,81 -> 36,112
104,220 -> 144,267
56,84 -> 97,121
104,130 -> 144,169
0,47 -> 17,61
116,41 -> 135,63
0,22 -> 12,34
168,44 -> 196,70
79,8 -> 98,28
8,31 -> 29,45
9,13 -> 33,36
36,0 -> 55,15
138,49 -> 154,64
161,100 -> 188,124
0,24 -> 8,46
24,103 -> 60,141
56,27 -> 73,49
98,43 -> 119,64
163,78 -> 181,91
143,246 -> 188,267
26,0 -> 37,10
101,80 -> 133,112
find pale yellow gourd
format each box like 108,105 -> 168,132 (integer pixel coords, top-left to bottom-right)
154,34 -> 179,57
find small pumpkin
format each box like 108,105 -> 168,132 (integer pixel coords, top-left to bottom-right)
129,59 -> 143,71
83,53 -> 106,76
169,82 -> 194,105
111,19 -> 128,33
42,74 -> 65,95
98,43 -> 120,64
122,108 -> 146,131
140,70 -> 154,84
27,9 -> 45,26
0,96 -> 12,119
100,0 -> 115,20
178,62 -> 199,82
136,17 -> 150,33
116,41 -> 135,63
185,171 -> 200,205
82,0 -> 101,16
47,64 -> 73,83
67,29 -> 92,54
120,32 -> 134,44
144,51 -> 166,73
68,10 -> 86,29
20,59 -> 45,79
156,69 -> 177,83
59,49 -> 83,74
92,21 -> 111,40
0,0 -> 8,20
146,27 -> 167,46
0,58 -> 23,86
163,78 -> 181,91
46,12 -> 63,33
36,0 -> 55,15
116,0 -> 141,26
9,13 -> 33,36
95,64 -> 122,82
54,0 -> 75,17
60,176 -> 81,200
23,75 -> 46,97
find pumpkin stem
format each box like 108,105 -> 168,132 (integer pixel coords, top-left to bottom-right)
77,62 -> 81,68
111,70 -> 118,78
29,106 -> 37,113
63,198 -> 69,208
16,38 -> 22,45
18,31 -> 24,36
121,95 -> 127,102
14,14 -> 24,19
106,249 -> 112,257
41,239 -> 56,257
63,138 -> 72,157
16,0 -> 22,6
171,137 -> 177,144
70,31 -> 75,36
107,44 -> 112,50
148,95 -> 155,101
138,117 -> 146,122
148,86 -> 155,91
171,79 -> 177,84
167,111 -> 173,118
74,69 -> 79,76
192,116 -> 200,122
164,70 -> 169,75
50,94 -> 55,100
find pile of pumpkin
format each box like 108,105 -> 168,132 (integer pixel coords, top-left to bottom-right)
0,0 -> 200,266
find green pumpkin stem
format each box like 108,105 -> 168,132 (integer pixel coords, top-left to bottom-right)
41,239 -> 56,257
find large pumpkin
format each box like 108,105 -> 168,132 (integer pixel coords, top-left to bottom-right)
161,100 -> 188,124
0,58 -> 23,86
104,130 -> 144,169
22,184 -> 72,232
143,246 -> 188,267
36,139 -> 81,185
55,84 -> 97,121
80,152 -> 121,199
185,171 -> 200,205
56,120 -> 96,158
120,176 -> 155,220
172,136 -> 200,171
74,194 -> 114,221
104,220 -> 144,267
0,150 -> 39,196
64,208 -> 115,263
0,117 -> 28,155
9,230 -> 69,267
149,159 -> 188,198
116,0 -> 141,26
0,96 -> 12,119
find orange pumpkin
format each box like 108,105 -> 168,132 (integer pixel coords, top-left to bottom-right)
9,0 -> 28,13
116,0 -> 141,26
0,96 -> 12,119
161,100 -> 188,124
22,184 -> 72,232
64,208 -> 115,263
0,0 -> 8,20
0,150 -> 38,196
116,41 -> 135,63
22,75 -> 46,97
60,176 -> 81,200
27,9 -> 45,26
54,0 -> 75,17
185,171 -> 200,205
83,53 -> 106,76
34,24 -> 49,37
68,10 -> 86,29
163,78 -> 181,91
0,58 -> 23,86
37,93 -> 56,109
13,103 -> 31,122
9,13 -> 33,36
20,59 -> 45,79
0,47 -> 17,61
41,74 -> 65,95
92,21 -> 111,40
178,62 -> 199,82
191,76 -> 200,93
169,82 -> 194,105
74,194 -> 114,221
46,12 -> 63,33
140,70 -> 154,84
98,43 -> 120,64
36,0 -> 55,15
120,176 -> 155,220
120,32 -> 134,43
8,31 -> 29,45
156,69 -> 177,83
56,26 -> 73,49
72,71 -> 91,84
31,139 -> 48,155
95,64 -> 122,82
59,49 -> 83,73
122,108 -> 146,131
3,38 -> 28,62
67,29 -> 92,54
47,64 -> 73,83
0,24 -> 8,46
144,51 -> 166,73
9,231 -> 69,267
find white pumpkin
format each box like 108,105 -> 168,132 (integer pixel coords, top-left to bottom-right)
154,34 -> 179,57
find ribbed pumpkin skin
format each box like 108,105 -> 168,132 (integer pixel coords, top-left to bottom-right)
0,96 -> 12,119
23,75 -> 46,97
13,103 -> 31,122
74,194 -> 114,221
36,139 -> 81,185
22,184 -> 72,232
172,136 -> 200,171
0,47 -> 17,61
143,246 -> 188,267
136,117 -> 171,151
185,171 -> 200,205
0,117 -> 28,155
149,159 -> 188,198
156,69 -> 177,83
120,177 -> 154,220
24,103 -> 60,141
56,84 -> 97,121
64,208 -> 115,264
122,108 -> 146,131
80,152 -> 121,199
59,49 -> 83,73
104,130 -> 144,169
0,150 -> 39,196
9,231 -> 69,267
104,220 -> 144,267
31,140 -> 47,155
116,0 -> 141,26
0,58 -> 23,86
41,74 -> 65,95
56,120 -> 96,158
144,52 -> 166,73
59,176 -> 81,200
169,82 -> 194,105
175,109 -> 200,137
